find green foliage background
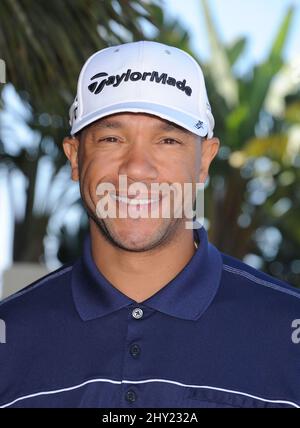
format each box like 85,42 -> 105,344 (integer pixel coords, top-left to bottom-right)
0,0 -> 299,287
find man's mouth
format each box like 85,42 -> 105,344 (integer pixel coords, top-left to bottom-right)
109,193 -> 161,206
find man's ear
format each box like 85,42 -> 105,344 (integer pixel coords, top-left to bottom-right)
63,136 -> 80,181
199,137 -> 220,183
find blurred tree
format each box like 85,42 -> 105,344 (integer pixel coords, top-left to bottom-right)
198,0 -> 300,287
1,0 -> 299,288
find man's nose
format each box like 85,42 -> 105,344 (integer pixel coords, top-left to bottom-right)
118,142 -> 158,182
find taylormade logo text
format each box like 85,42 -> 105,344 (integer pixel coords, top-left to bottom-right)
88,69 -> 192,96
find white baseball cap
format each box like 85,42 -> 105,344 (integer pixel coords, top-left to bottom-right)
69,41 -> 214,138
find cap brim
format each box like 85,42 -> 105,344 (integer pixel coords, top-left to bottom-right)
71,101 -> 210,138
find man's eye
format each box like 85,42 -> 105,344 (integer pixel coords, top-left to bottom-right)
98,137 -> 119,143
160,138 -> 181,145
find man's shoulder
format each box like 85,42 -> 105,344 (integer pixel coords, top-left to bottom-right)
220,252 -> 300,304
0,262 -> 74,317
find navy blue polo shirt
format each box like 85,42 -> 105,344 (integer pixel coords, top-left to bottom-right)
0,226 -> 300,408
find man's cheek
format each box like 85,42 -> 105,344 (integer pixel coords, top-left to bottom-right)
78,170 -> 97,209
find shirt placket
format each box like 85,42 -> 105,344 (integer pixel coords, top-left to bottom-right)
119,303 -> 149,407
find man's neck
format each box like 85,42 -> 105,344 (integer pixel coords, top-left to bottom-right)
89,221 -> 196,303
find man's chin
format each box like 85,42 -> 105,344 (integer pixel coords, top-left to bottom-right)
99,218 -> 176,252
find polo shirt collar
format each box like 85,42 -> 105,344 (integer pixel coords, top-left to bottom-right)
72,226 -> 223,321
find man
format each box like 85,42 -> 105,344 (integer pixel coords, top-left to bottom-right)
0,41 -> 299,408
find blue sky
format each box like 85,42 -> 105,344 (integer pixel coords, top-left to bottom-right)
163,0 -> 300,66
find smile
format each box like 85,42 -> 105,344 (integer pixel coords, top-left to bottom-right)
109,193 -> 160,206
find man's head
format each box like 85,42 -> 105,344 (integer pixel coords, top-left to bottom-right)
63,41 -> 219,252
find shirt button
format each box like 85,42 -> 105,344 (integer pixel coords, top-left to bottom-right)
130,344 -> 141,358
125,389 -> 137,403
132,307 -> 143,319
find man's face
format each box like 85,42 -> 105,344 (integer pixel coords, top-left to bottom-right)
63,112 -> 219,251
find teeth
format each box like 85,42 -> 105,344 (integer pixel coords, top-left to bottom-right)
110,194 -> 159,205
